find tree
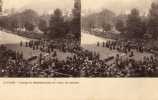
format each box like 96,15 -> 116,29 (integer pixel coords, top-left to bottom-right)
102,22 -> 111,32
9,14 -> 21,31
63,20 -> 70,35
71,0 -> 81,40
0,9 -> 41,33
49,8 -> 65,38
126,8 -> 144,38
24,21 -> 35,31
147,2 -> 158,39
0,0 -> 3,13
38,18 -> 48,33
0,16 -> 9,29
115,19 -> 125,33
88,21 -> 95,32
20,9 -> 39,31
87,16 -> 95,32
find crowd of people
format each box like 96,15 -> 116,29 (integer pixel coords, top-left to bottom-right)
23,38 -> 81,54
0,39 -> 158,77
97,40 -> 152,57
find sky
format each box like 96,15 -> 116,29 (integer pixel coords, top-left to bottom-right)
82,0 -> 158,15
2,0 -> 158,15
3,0 -> 74,14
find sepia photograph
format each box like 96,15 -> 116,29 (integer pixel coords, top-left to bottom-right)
81,0 -> 158,77
0,0 -> 81,77
0,0 -> 158,78
1,0 -> 158,100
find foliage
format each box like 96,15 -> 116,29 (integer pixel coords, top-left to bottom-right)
71,0 -> 81,40
147,2 -> 158,39
126,8 -> 145,38
49,9 -> 66,38
115,19 -> 125,33
102,22 -> 111,32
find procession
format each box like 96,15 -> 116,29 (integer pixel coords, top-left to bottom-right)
0,0 -> 158,77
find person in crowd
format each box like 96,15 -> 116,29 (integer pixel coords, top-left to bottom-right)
0,38 -> 158,77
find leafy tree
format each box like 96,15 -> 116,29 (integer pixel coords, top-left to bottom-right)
38,18 -> 48,33
0,16 -> 8,29
0,0 -> 2,13
102,22 -> 111,32
126,8 -> 144,38
49,8 -> 65,38
20,9 -> 39,31
87,16 -> 95,32
0,9 -> 39,32
9,14 -> 20,31
71,0 -> 81,40
115,19 -> 125,33
147,2 -> 158,39
63,20 -> 70,35
24,21 -> 35,31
